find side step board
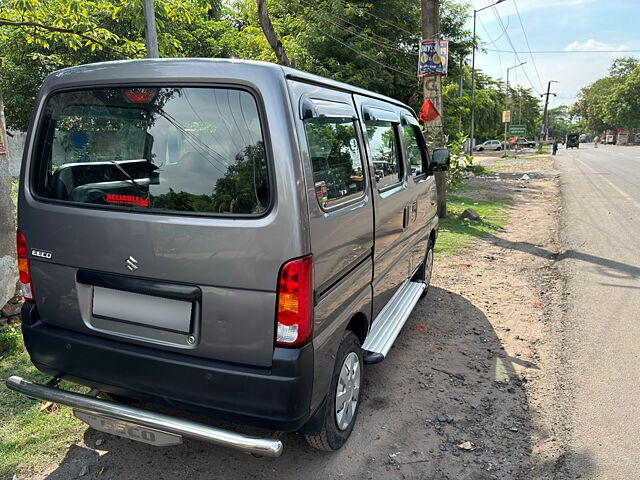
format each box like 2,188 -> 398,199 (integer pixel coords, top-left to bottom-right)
362,280 -> 426,364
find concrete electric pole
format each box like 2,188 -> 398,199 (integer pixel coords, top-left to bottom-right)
421,0 -> 446,218
539,80 -> 558,147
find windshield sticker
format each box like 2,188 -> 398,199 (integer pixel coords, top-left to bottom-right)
106,194 -> 149,207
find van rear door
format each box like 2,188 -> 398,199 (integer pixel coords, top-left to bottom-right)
20,83 -> 303,368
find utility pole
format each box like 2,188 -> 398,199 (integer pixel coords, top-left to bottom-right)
257,0 -> 291,67
503,62 -> 525,154
469,0 -> 507,155
143,0 -> 159,58
0,59 -> 17,304
539,80 -> 558,147
421,0 -> 446,218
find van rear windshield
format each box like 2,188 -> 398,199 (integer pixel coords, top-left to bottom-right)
32,87 -> 270,216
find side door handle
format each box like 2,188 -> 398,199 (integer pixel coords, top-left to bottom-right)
402,206 -> 409,230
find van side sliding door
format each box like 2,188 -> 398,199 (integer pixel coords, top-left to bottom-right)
354,96 -> 414,318
288,81 -> 374,409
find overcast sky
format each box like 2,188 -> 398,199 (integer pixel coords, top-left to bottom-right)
466,0 -> 639,108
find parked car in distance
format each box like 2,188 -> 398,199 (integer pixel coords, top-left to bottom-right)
9,58 -> 450,458
474,140 -> 502,151
516,138 -> 536,148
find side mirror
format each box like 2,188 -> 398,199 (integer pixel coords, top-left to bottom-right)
431,148 -> 450,171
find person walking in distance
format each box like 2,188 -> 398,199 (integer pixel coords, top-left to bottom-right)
594,135 -> 600,148
552,138 -> 559,156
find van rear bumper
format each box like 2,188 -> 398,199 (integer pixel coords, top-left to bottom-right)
20,303 -> 314,432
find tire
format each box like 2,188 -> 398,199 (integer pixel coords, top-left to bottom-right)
496,146 -> 502,151
478,147 -> 484,151
414,240 -> 434,298
305,332 -> 363,451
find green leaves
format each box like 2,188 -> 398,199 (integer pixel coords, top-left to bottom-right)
571,58 -> 640,133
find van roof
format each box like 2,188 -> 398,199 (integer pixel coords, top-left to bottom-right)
42,58 -> 414,114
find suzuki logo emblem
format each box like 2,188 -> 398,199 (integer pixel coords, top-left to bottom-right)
125,256 -> 138,272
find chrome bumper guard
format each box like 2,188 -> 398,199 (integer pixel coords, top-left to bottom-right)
5,376 -> 283,457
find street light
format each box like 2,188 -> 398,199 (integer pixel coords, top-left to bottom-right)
503,61 -> 526,152
469,0 -> 507,155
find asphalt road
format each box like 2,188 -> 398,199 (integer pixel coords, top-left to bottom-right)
557,144 -> 640,478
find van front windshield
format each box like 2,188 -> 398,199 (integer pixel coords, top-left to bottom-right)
32,87 -> 270,215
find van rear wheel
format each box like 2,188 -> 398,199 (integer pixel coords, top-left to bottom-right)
305,332 -> 362,451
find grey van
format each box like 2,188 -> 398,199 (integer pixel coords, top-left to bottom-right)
8,59 -> 449,456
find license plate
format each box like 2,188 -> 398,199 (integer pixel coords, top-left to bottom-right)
74,410 -> 183,447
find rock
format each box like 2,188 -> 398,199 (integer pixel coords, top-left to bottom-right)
520,174 -> 531,181
78,465 -> 89,477
95,438 -> 104,447
7,315 -> 21,325
1,302 -> 21,318
459,208 -> 480,221
8,295 -> 21,305
439,444 -> 448,452
457,441 -> 476,451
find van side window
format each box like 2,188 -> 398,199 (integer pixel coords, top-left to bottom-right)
366,121 -> 402,189
402,124 -> 428,176
303,119 -> 365,209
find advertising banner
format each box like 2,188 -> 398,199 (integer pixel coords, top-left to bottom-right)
418,40 -> 449,77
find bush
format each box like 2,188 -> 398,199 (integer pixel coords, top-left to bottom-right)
0,325 -> 23,356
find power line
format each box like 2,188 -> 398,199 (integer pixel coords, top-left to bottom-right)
276,1 -> 417,80
513,0 -> 545,93
477,14 -> 509,47
486,48 -> 640,54
291,0 -> 417,56
489,3 -> 541,96
352,6 -> 417,37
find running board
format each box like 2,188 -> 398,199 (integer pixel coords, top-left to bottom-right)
362,280 -> 426,364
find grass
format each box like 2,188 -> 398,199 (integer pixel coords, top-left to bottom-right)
0,327 -> 85,478
435,194 -> 509,257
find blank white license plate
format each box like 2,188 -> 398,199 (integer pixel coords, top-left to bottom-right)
74,410 -> 183,447
92,286 -> 193,333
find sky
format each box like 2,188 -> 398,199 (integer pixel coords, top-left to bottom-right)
466,0 -> 640,108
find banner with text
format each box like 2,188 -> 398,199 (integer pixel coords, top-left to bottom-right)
418,40 -> 449,77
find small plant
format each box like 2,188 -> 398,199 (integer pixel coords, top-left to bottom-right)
0,325 -> 23,356
443,134 -> 475,189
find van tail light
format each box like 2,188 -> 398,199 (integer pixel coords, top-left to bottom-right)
16,229 -> 35,301
275,255 -> 313,347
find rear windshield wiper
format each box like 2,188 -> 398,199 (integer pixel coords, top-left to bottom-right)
107,160 -> 146,197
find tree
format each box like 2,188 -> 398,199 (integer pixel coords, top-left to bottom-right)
570,57 -> 640,135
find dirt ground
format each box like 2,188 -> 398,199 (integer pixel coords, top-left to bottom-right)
32,154 -> 568,480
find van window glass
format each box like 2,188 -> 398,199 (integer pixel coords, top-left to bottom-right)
303,118 -> 365,209
32,88 -> 270,216
366,121 -> 402,188
402,124 -> 427,176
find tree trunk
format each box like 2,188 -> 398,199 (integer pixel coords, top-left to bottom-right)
0,86 -> 17,304
421,0 -> 447,219
257,0 -> 291,67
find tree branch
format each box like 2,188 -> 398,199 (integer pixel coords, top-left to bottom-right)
256,0 -> 291,67
0,18 -> 126,55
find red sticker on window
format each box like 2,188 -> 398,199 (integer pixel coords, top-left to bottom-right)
106,194 -> 149,207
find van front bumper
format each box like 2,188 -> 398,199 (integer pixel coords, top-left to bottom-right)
19,303 -> 314,432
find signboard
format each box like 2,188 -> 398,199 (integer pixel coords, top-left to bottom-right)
418,40 -> 448,77
502,110 -> 511,123
509,124 -> 526,136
